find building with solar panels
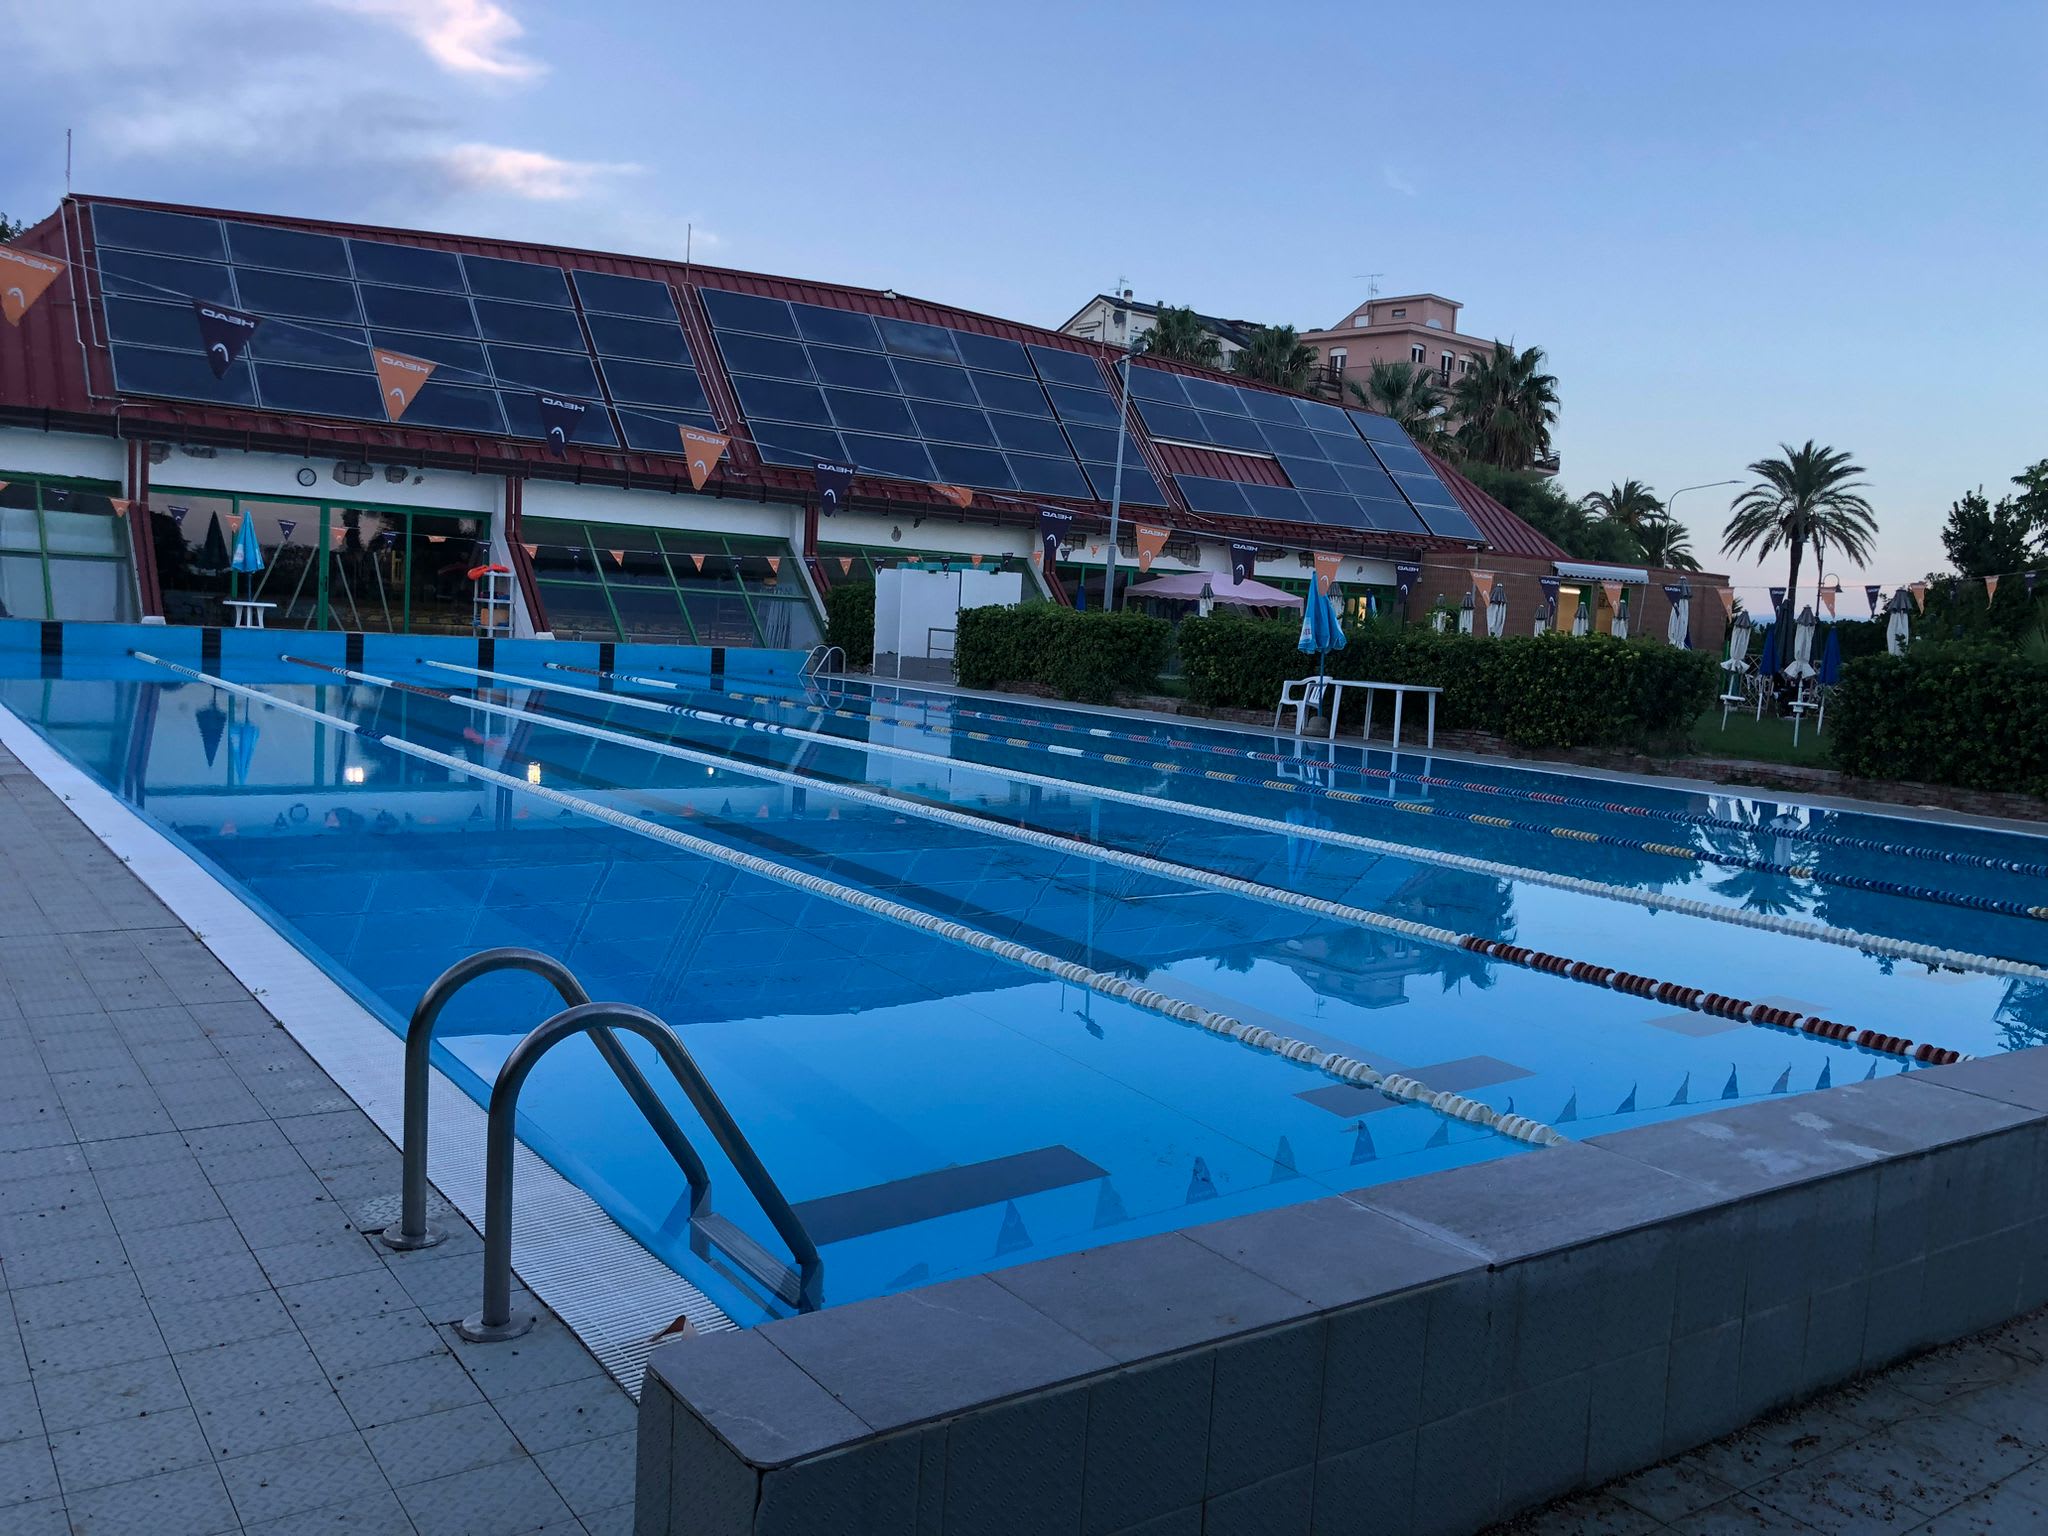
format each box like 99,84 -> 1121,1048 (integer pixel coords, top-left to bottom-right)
0,197 -> 1723,651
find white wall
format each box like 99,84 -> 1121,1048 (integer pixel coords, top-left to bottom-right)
0,427 -> 125,481
149,446 -> 502,516
522,479 -> 803,544
823,510 -> 1032,562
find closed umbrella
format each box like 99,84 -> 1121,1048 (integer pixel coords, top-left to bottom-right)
1487,585 -> 1508,636
1456,591 -> 1475,634
1754,623 -> 1778,721
1885,588 -> 1912,655
1784,607 -> 1820,743
229,512 -> 265,606
1819,626 -> 1842,687
1666,584 -> 1691,648
1719,612 -> 1752,728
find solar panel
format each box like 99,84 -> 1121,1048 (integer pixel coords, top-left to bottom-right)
703,289 -> 1105,496
92,206 -> 715,453
1174,476 -> 1251,516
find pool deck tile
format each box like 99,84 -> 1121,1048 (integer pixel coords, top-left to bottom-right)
0,745 -> 635,1535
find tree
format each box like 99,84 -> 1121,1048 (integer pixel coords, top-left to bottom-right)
0,213 -> 25,243
1636,515 -> 1702,572
1581,480 -> 1665,537
1722,441 -> 1877,626
1346,362 -> 1447,449
1228,325 -> 1319,392
1456,462 -> 1643,563
1136,305 -> 1222,369
1940,489 -> 2038,578
1449,341 -> 1559,469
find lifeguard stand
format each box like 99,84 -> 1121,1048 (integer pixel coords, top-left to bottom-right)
471,564 -> 513,637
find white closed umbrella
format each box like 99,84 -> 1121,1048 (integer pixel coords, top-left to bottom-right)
1612,595 -> 1629,640
1885,589 -> 1912,655
1719,613 -> 1753,728
1486,586 -> 1508,636
1456,591 -> 1475,634
1666,585 -> 1690,648
1572,601 -> 1590,636
1783,606 -> 1819,682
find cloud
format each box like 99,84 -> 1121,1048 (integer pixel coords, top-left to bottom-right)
437,143 -> 639,200
327,0 -> 543,80
1382,164 -> 1419,198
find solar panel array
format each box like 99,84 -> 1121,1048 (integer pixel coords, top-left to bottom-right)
90,204 -> 716,454
1022,346 -> 1167,507
1132,363 -> 1481,542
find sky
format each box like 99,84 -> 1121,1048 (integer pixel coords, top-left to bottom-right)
4,0 -> 2043,600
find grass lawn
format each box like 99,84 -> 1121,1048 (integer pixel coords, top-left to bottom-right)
1690,704 -> 1832,766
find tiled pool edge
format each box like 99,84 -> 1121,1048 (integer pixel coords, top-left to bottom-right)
0,699 -> 737,1394
639,1063 -> 2048,1535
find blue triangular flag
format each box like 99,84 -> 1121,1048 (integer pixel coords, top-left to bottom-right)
1425,1122 -> 1450,1149
1721,1066 -> 1740,1101
888,1262 -> 929,1288
1864,1062 -> 1878,1082
1770,1067 -> 1791,1094
1616,1084 -> 1638,1114
1817,1061 -> 1832,1090
1186,1157 -> 1217,1203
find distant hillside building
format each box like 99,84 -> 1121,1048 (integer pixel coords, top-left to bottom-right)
1059,292 -> 1256,367
1299,293 -> 1495,395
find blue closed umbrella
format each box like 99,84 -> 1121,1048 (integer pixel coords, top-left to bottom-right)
1819,625 -> 1842,686
230,515 -> 265,575
1756,623 -> 1779,678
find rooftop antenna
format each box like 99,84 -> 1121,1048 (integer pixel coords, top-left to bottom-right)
1351,272 -> 1384,301
65,128 -> 73,193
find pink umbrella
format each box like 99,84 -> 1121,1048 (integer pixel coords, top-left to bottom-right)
1123,571 -> 1303,608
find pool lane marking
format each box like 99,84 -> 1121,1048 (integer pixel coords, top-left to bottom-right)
635,668 -> 2048,882
139,652 -> 1558,1149
295,655 -> 1956,1075
550,667 -> 2041,927
436,661 -> 2046,984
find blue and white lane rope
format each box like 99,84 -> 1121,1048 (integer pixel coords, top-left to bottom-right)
702,668 -> 2048,882
549,665 -> 2045,926
292,655 -> 1967,1070
435,661 -> 2048,983
137,651 -> 1560,1147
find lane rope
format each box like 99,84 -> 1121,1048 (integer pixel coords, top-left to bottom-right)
442,661 -> 2048,982
297,655 -> 1975,1071
139,651 -> 1561,1146
545,665 -> 2043,926
652,667 -> 2048,882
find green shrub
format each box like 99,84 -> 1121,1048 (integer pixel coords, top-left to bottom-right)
1175,615 -> 1717,750
824,580 -> 875,667
955,603 -> 1171,702
1828,645 -> 2048,796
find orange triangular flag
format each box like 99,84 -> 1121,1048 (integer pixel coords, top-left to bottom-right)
1312,550 -> 1341,592
426,534 -> 447,543
971,553 -> 984,566
688,553 -> 704,572
1135,524 -> 1169,574
609,548 -> 626,568
373,349 -> 437,421
0,481 -> 8,495
109,498 -> 130,518
680,428 -> 730,491
934,484 -> 974,509
1909,580 -> 1928,612
225,512 -> 243,536
1471,571 -> 1496,605
766,555 -> 781,575
1821,586 -> 1837,615
837,556 -> 852,574
0,246 -> 66,327
521,542 -> 538,559
1986,574 -> 2001,602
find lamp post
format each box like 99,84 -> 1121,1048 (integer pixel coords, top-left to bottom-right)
1102,342 -> 1134,611
1663,477 -> 1743,624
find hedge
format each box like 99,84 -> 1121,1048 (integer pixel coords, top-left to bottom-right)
824,580 -> 875,667
954,603 -> 1171,702
1827,645 -> 2048,797
1176,615 -> 1718,750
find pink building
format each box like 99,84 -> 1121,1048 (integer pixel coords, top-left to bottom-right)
1299,293 -> 1495,395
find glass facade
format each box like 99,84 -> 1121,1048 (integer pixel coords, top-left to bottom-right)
524,518 -> 822,649
817,541 -> 1025,583
152,488 -> 488,634
0,474 -> 139,622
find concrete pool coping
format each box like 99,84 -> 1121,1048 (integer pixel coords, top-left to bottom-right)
640,1059 -> 2048,1533
0,698 -> 738,1391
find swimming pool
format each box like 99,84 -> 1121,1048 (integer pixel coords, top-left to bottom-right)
5,620 -> 2045,1328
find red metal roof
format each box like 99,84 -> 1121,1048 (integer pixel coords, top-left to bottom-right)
0,194 -> 1537,561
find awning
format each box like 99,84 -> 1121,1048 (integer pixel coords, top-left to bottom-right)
1554,561 -> 1650,583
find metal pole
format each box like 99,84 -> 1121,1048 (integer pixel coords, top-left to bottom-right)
1102,348 -> 1133,610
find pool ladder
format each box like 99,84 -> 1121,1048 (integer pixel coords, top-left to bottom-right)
381,948 -> 822,1340
800,643 -> 846,678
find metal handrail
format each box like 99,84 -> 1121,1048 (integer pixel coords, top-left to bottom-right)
460,1001 -> 824,1341
383,948 -> 710,1251
800,643 -> 846,678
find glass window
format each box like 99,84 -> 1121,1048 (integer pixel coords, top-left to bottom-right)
0,503 -> 41,550
608,581 -> 692,642
100,249 -> 237,306
462,254 -> 571,306
890,359 -> 978,405
824,389 -> 917,436
717,331 -> 814,381
876,317 -> 960,362
573,270 -> 678,320
789,303 -> 882,351
40,509 -> 125,555
840,433 -> 936,482
970,370 -> 1052,416
234,268 -> 363,323
585,314 -> 692,364
248,323 -> 372,372
952,331 -> 1030,375
103,298 -> 204,352
348,240 -> 465,290
808,346 -> 899,393
111,346 -> 257,406
700,288 -> 798,337
731,376 -> 832,427
360,284 -> 477,335
224,221 -> 351,276
252,364 -> 385,420
486,345 -> 599,398
536,580 -> 618,640
0,555 -> 47,621
601,360 -> 709,411
92,205 -> 226,261
473,298 -> 585,351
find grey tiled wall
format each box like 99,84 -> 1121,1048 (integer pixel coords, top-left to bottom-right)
637,1055 -> 2048,1536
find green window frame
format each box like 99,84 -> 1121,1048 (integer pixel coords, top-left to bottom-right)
0,471 -> 139,623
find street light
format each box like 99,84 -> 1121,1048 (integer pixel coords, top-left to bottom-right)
1664,478 -> 1742,520
1101,313 -> 1137,611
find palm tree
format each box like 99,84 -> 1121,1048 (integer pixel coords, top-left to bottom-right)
1722,442 -> 1878,626
1636,515 -> 1702,572
1229,325 -> 1320,392
1450,342 -> 1559,469
1137,305 -> 1222,369
1581,480 -> 1665,537
1346,362 -> 1447,449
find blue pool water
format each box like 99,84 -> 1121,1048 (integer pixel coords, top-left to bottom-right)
5,621 -> 2045,1327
